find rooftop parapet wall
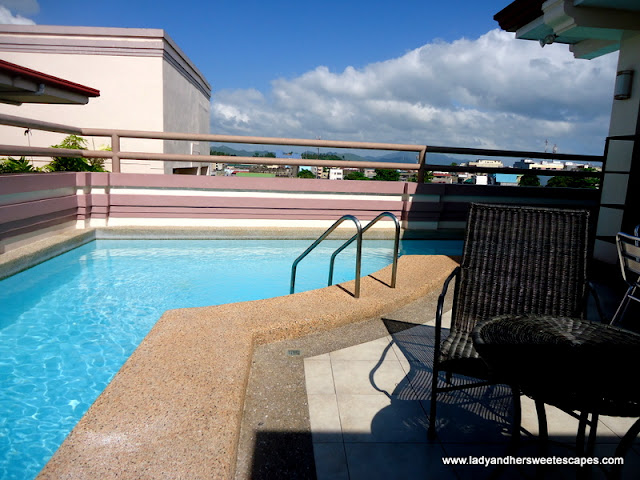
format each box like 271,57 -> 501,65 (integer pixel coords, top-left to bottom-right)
0,172 -> 79,253
0,172 -> 601,254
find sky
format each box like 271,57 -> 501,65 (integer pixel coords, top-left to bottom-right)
0,0 -> 619,157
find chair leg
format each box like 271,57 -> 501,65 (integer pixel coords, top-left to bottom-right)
534,398 -> 548,456
576,411 -> 591,456
487,387 -> 522,480
574,411 -> 596,480
610,288 -> 633,326
507,386 -> 522,455
586,412 -> 599,457
428,363 -> 440,440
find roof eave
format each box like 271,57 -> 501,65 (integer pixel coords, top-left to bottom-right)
0,59 -> 100,105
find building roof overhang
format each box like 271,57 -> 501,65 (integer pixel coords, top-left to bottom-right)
0,59 -> 100,105
495,0 -> 640,59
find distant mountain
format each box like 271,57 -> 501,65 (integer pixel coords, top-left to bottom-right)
363,152 -> 459,165
210,145 -> 273,157
210,144 -> 460,167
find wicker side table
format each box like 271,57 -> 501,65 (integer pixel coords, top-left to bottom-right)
472,315 -> 640,474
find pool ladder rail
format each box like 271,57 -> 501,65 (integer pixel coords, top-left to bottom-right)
289,212 -> 400,298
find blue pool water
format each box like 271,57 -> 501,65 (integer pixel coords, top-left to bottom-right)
0,238 -> 462,479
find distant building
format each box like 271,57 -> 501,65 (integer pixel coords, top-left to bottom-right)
342,167 -> 361,177
363,169 -> 376,179
329,168 -> 343,180
564,162 -> 602,172
513,159 -> 535,169
495,173 -> 520,186
431,172 -> 455,184
467,159 -> 504,169
514,159 -> 565,171
532,161 -> 564,171
0,25 -> 211,175
398,170 -> 414,182
274,150 -> 301,176
312,166 -> 330,179
456,172 -> 473,183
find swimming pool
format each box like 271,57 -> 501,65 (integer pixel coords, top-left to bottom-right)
0,238 -> 462,479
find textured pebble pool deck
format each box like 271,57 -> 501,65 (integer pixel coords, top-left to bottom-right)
1,229 -> 459,480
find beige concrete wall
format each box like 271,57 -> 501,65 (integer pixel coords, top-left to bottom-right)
0,51 -> 165,173
161,48 -> 211,174
0,25 -> 211,175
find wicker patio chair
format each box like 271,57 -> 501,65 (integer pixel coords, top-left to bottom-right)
611,229 -> 640,326
428,203 -> 592,439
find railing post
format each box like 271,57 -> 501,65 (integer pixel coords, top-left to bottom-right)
111,134 -> 121,173
354,230 -> 362,298
417,147 -> 427,183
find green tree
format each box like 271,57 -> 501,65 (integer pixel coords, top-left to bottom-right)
301,152 -> 343,161
253,151 -> 276,158
425,171 -> 434,183
547,169 -> 600,189
519,173 -> 541,187
210,149 -> 235,156
372,169 -> 400,182
344,171 -> 369,180
297,169 -> 315,179
546,176 -> 572,188
47,135 -> 105,172
408,171 -> 434,183
0,156 -> 39,173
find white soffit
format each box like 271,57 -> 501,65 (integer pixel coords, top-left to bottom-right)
515,0 -> 640,59
574,0 -> 640,12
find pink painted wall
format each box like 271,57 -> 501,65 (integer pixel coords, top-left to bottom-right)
0,173 -> 78,240
0,173 -> 407,243
0,172 -> 600,247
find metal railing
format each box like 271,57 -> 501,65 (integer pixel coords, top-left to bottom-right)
0,113 -> 427,177
0,112 -> 605,183
290,215 -> 363,297
328,212 -> 400,289
290,212 -> 400,299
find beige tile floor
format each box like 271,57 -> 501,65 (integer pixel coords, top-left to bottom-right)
304,312 -> 640,480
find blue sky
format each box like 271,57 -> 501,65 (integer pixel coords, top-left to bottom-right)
0,0 -> 619,156
16,0 -> 512,91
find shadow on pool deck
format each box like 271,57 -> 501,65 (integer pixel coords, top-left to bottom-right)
237,268 -> 640,480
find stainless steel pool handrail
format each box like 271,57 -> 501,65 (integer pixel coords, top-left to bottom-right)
327,212 -> 400,289
290,215 -> 363,297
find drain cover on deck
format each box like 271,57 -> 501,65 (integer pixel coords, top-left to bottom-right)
286,349 -> 301,356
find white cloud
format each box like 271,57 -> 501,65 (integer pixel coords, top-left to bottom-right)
0,5 -> 36,24
211,29 -> 617,155
0,0 -> 39,15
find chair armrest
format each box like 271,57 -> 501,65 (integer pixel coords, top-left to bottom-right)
435,266 -> 460,332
